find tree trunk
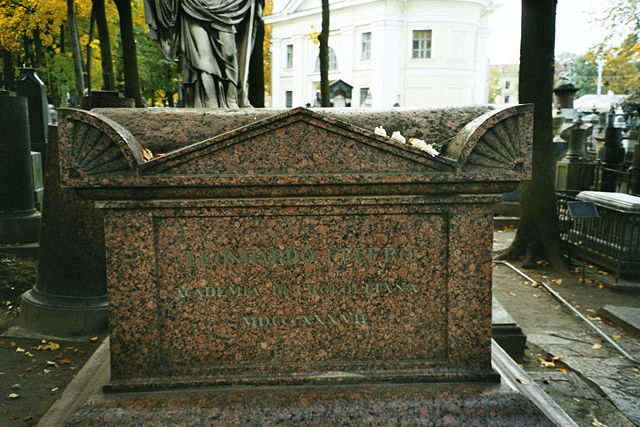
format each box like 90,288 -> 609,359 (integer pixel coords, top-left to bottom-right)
86,9 -> 95,94
23,36 -> 33,67
499,0 -> 565,270
1,47 -> 15,91
60,24 -> 66,53
319,0 -> 330,107
33,29 -> 44,70
113,0 -> 142,106
93,0 -> 115,90
248,18 -> 265,108
67,0 -> 86,101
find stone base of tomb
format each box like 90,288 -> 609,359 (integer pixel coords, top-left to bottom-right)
53,341 -> 556,427
65,380 -> 551,426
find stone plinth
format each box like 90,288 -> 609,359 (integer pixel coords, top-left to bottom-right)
57,105 -> 542,423
20,126 -> 107,337
0,92 -> 41,244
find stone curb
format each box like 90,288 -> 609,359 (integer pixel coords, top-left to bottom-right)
491,339 -> 578,427
37,337 -> 110,427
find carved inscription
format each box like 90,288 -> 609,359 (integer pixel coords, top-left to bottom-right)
178,245 -> 418,328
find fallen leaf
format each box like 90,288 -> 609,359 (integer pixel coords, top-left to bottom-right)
611,334 -> 621,339
60,358 -> 72,364
16,347 -> 25,352
509,292 -> 516,296
46,361 -> 57,366
515,378 -> 528,385
592,343 -> 602,350
26,367 -> 32,372
51,387 -> 59,392
541,361 -> 555,368
551,279 -> 563,285
8,393 -> 19,399
25,352 -> 34,357
559,368 -> 568,374
10,341 -> 16,347
10,415 -> 18,420
142,148 -> 153,160
43,369 -> 50,373
543,378 -> 550,384
23,416 -> 33,422
76,350 -> 86,356
40,341 -> 60,350
592,417 -> 607,427
551,354 -> 562,361
89,336 -> 98,342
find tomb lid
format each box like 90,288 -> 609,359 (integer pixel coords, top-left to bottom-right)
577,191 -> 640,212
57,105 -> 532,199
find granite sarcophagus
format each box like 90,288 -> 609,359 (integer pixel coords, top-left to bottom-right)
58,105 -> 532,391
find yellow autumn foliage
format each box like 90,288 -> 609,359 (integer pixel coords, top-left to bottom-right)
0,0 -> 92,51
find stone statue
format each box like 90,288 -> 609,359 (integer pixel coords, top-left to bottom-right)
144,0 -> 263,108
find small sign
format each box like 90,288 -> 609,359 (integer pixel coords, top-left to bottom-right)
567,201 -> 599,218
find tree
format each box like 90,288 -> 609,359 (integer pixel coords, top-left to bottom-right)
488,67 -> 500,103
318,0 -> 330,107
586,34 -> 640,95
555,53 -> 598,97
499,0 -> 565,269
67,0 -> 86,100
262,0 -> 273,102
135,23 -> 178,106
113,0 -> 142,106
93,0 -> 115,90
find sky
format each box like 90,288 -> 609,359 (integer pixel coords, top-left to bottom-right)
488,0 -> 612,64
271,0 -> 614,65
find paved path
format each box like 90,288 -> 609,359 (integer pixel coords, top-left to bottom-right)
493,230 -> 640,427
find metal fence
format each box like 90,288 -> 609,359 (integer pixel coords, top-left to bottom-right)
557,191 -> 640,280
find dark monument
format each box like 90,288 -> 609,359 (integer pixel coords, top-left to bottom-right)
555,115 -> 596,191
0,91 -> 41,244
58,105 -> 549,424
80,90 -> 135,110
19,126 -> 108,337
16,68 -> 49,153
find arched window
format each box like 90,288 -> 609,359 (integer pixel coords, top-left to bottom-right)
315,47 -> 338,72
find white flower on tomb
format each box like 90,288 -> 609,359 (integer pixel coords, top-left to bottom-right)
374,126 -> 387,137
424,144 -> 439,157
410,138 -> 439,157
390,131 -> 406,144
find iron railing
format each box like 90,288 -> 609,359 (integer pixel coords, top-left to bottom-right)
557,191 -> 640,280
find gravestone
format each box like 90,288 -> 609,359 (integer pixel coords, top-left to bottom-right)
0,91 -> 41,244
19,125 -> 108,337
58,105 -> 549,424
16,68 -> 49,153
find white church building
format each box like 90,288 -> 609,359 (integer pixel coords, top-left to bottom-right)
265,0 -> 495,109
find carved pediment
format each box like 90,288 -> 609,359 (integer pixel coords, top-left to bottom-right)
140,108 -> 454,176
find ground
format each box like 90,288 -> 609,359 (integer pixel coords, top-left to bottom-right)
1,231 -> 639,425
0,253 -> 101,426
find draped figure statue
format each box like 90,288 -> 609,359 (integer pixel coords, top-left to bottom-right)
144,0 -> 263,108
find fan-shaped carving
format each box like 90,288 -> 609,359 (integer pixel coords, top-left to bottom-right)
464,116 -> 524,171
69,119 -> 129,175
